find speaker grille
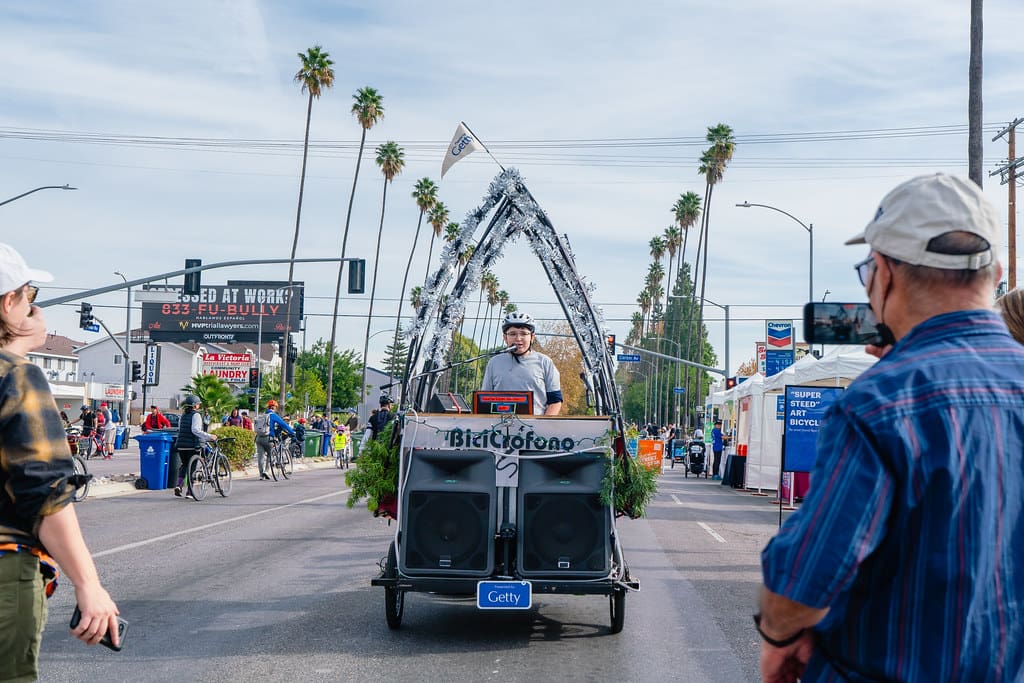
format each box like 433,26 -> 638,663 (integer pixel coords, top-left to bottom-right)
404,491 -> 492,573
519,493 -> 610,576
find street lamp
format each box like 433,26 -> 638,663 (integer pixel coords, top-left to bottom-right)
649,336 -> 682,426
0,184 -> 77,208
736,201 -> 813,302
114,271 -> 131,425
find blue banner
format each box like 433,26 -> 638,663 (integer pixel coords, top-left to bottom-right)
765,349 -> 794,376
783,385 -> 844,472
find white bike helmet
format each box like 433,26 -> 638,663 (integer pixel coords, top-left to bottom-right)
502,311 -> 535,332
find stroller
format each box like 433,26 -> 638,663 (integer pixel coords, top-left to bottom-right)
684,440 -> 708,478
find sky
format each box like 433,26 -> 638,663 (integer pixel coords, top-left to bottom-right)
2,0 -> 1022,380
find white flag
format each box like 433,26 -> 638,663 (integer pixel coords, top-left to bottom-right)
441,122 -> 485,178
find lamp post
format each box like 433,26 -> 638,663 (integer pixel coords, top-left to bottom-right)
669,294 -> 730,424
114,271 -> 131,426
736,201 -> 813,302
0,184 -> 77,208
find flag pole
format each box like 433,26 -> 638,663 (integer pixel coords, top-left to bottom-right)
460,121 -> 505,172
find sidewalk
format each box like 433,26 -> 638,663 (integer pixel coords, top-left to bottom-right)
80,437 -> 340,499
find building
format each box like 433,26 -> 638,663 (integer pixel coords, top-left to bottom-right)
28,333 -> 86,415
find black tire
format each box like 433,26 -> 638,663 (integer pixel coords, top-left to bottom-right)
187,455 -> 209,501
384,541 -> 404,629
268,444 -> 280,481
71,455 -> 91,503
609,588 -> 626,634
215,454 -> 232,497
279,447 -> 291,480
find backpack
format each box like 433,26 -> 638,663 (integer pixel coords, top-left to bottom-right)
254,413 -> 271,437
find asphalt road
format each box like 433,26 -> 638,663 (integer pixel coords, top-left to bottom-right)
37,459 -> 793,682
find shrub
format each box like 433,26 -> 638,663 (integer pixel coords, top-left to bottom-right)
213,426 -> 255,470
345,422 -> 398,514
601,452 -> 658,519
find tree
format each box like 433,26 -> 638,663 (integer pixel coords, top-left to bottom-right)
359,141 -> 406,409
424,201 -> 450,285
296,340 -> 363,415
182,374 -> 236,425
671,191 -> 702,271
534,322 -> 587,414
663,225 -> 682,314
968,0 -> 983,187
292,367 -> 326,415
283,45 -> 335,409
409,286 -> 424,311
382,337 -> 410,382
392,177 -> 438,376
327,85 -> 384,414
735,357 -> 758,377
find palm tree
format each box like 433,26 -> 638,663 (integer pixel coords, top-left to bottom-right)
326,86 -> 382,413
663,225 -> 681,312
648,236 -> 666,266
391,177 -> 437,385
281,45 -> 334,408
482,272 -> 500,349
492,290 -> 509,349
444,221 -> 460,245
637,290 -> 652,336
671,191 -> 702,278
409,286 -> 424,312
424,201 -> 450,286
359,141 -> 405,414
627,311 -> 643,345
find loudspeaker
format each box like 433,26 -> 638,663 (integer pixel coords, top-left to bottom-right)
399,449 -> 496,577
517,450 -> 611,579
427,392 -> 471,413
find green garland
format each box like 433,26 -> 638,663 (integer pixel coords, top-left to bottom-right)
600,452 -> 658,519
344,422 -> 399,513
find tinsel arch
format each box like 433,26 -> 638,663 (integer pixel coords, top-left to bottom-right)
399,168 -> 622,428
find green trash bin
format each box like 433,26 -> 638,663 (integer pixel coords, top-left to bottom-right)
303,430 -> 322,458
350,432 -> 363,460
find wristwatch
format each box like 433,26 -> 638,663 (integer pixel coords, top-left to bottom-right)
753,613 -> 806,648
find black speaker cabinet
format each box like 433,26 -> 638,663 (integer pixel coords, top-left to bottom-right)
427,392 -> 471,413
516,450 -> 612,579
399,449 -> 496,577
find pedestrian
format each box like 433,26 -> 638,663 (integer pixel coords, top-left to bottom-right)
173,395 -> 217,497
98,401 -> 116,459
757,174 -> 1024,681
996,287 -> 1024,344
0,243 -> 120,678
252,399 -> 294,481
223,408 -> 242,427
346,411 -> 358,432
239,409 -> 253,431
480,311 -> 563,415
710,420 -> 724,480
141,405 -> 170,432
367,395 -> 395,441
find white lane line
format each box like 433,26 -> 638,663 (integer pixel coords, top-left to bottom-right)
671,494 -> 683,505
698,522 -> 727,544
93,489 -> 349,558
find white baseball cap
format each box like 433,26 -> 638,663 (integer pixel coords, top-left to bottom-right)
0,243 -> 53,296
845,173 -> 1001,270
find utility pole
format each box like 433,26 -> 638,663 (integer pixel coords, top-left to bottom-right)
991,116 -> 1023,290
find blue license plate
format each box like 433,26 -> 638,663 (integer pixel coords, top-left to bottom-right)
477,580 -> 532,609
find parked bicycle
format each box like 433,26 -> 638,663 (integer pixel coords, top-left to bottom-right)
71,453 -> 91,503
66,426 -> 103,460
185,437 -> 234,501
267,436 -> 294,481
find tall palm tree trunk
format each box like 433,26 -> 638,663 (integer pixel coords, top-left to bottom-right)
359,179 -> 390,421
392,210 -> 426,402
423,233 -> 438,286
695,184 -> 716,418
682,185 -> 710,427
325,127 -> 368,415
280,92 -> 315,409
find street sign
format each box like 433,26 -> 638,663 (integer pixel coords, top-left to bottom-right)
616,353 -> 641,362
673,387 -> 686,394
85,323 -> 100,333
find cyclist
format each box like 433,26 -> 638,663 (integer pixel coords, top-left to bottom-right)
173,395 -> 217,497
480,311 -> 563,416
253,399 -> 294,481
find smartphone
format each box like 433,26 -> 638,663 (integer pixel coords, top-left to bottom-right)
70,606 -> 128,652
803,302 -> 885,346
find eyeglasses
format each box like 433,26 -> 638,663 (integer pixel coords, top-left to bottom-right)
854,255 -> 874,287
504,330 -> 533,339
23,284 -> 39,304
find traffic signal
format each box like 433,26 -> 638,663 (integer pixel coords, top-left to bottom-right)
725,376 -> 738,389
78,303 -> 94,329
249,367 -> 259,388
348,259 -> 366,294
131,361 -> 142,382
606,334 -> 616,355
184,258 -> 202,296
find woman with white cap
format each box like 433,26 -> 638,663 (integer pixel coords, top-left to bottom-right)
0,243 -> 120,677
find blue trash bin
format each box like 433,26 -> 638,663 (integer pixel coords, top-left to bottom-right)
114,426 -> 127,449
134,432 -> 174,490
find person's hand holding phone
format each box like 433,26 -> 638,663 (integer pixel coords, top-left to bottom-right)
70,583 -> 120,648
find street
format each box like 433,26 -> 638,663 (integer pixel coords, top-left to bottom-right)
38,459 -> 792,682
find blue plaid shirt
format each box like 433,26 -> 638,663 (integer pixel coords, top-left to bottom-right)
762,310 -> 1024,682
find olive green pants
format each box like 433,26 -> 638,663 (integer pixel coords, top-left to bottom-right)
0,551 -> 48,683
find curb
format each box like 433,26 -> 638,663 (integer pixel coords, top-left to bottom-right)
84,457 -> 343,501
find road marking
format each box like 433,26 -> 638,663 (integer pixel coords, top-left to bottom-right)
93,489 -> 350,558
698,522 -> 727,543
671,494 -> 682,505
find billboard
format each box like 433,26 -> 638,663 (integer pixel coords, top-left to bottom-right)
202,353 -> 253,384
140,281 -> 303,344
766,320 -> 794,350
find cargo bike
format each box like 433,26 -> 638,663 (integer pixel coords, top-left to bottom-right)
368,169 -> 643,634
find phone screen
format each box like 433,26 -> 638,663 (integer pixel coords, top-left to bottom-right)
803,302 -> 883,345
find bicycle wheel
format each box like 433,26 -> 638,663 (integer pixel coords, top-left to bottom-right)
71,455 -> 91,503
215,454 -> 232,497
268,443 -> 280,481
187,455 -> 209,501
279,445 -> 292,480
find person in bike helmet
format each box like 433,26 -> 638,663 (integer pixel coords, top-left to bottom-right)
174,395 -> 217,497
367,394 -> 394,440
253,399 -> 294,481
480,311 -> 562,415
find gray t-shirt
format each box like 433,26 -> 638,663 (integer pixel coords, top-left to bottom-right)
480,351 -> 561,414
